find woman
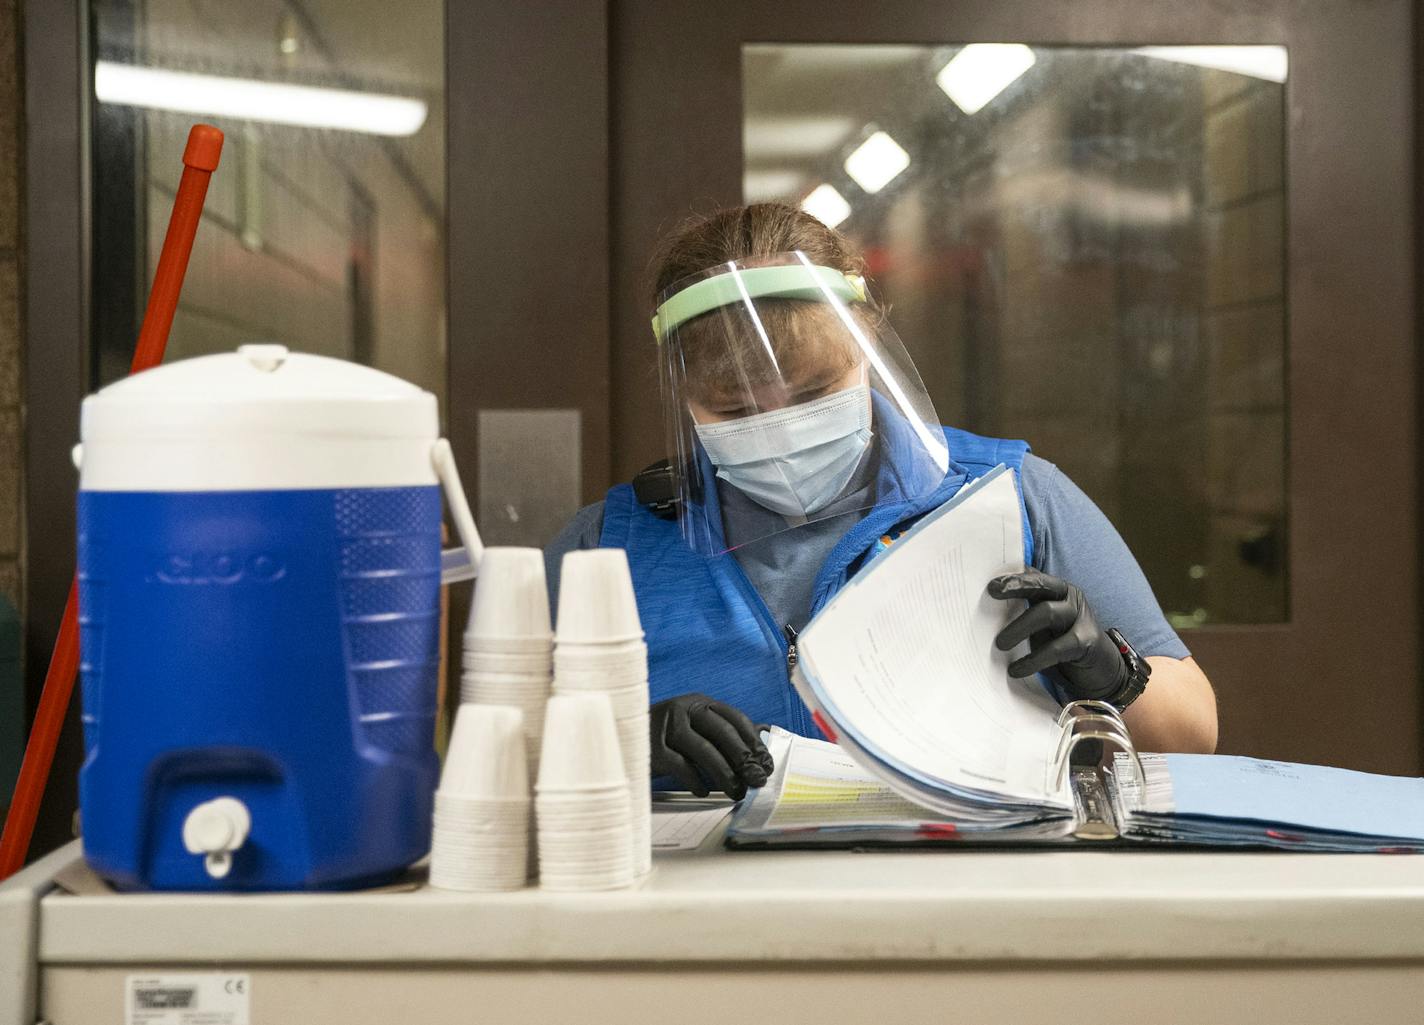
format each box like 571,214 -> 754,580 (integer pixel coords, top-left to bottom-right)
547,203 -> 1217,799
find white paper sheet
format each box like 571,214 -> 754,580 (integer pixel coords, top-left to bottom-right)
798,468 -> 1068,807
650,802 -> 734,851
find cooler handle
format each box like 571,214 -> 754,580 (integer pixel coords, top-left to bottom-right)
440,546 -> 477,585
431,438 -> 484,582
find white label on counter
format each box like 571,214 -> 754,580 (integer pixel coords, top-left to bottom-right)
126,973 -> 250,1025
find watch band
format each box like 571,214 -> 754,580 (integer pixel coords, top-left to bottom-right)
1105,628 -> 1151,711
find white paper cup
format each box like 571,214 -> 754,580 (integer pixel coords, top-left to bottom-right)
430,857 -> 526,892
462,668 -> 552,689
538,824 -> 632,846
538,851 -> 633,870
463,634 -> 555,654
429,786 -> 530,893
553,664 -> 648,689
435,804 -> 532,832
435,791 -> 531,814
616,748 -> 651,781
461,675 -> 551,702
461,677 -> 550,698
534,784 -> 630,806
552,651 -> 646,671
552,683 -> 648,721
461,685 -> 550,702
551,672 -> 645,691
555,549 -> 644,644
440,705 -> 529,799
534,811 -> 634,833
535,800 -> 632,830
464,651 -> 553,674
538,839 -> 634,865
433,837 -> 529,857
537,693 -> 629,790
467,547 -> 551,642
539,867 -> 635,892
615,709 -> 650,731
553,639 -> 649,665
534,781 -> 629,801
462,690 -> 551,711
537,831 -> 634,854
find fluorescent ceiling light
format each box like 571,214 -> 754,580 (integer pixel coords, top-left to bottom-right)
744,169 -> 806,203
1131,46 -> 1287,83
800,184 -> 851,229
843,131 -> 910,194
744,116 -> 856,157
745,43 -> 926,73
94,61 -> 428,137
935,44 -> 1036,115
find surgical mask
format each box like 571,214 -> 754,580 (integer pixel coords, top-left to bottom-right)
693,383 -> 873,518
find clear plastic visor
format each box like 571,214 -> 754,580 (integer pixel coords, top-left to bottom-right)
652,252 -> 950,557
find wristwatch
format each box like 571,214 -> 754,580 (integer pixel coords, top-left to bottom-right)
1104,628 -> 1151,711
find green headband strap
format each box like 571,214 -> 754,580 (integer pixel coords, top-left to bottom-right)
650,264 -> 867,343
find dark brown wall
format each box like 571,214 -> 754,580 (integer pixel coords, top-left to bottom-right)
21,0 -> 89,856
448,2 -> 611,508
0,0 -> 23,614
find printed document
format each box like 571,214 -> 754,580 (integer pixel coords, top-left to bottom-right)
796,467 -> 1068,807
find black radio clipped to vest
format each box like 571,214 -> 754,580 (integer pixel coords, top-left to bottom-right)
632,459 -> 679,520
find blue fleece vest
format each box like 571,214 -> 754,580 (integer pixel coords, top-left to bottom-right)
599,425 -> 1032,738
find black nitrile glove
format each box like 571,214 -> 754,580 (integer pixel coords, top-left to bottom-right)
650,694 -> 775,800
987,569 -> 1128,702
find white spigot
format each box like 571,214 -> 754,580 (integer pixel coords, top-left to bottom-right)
182,797 -> 252,880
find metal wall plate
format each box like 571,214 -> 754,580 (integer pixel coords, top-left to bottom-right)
477,409 -> 582,549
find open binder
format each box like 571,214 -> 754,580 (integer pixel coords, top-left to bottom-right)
726,713 -> 1137,848
728,716 -> 1424,852
727,465 -> 1424,853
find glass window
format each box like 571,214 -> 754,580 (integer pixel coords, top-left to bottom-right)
745,44 -> 1287,626
90,0 -> 446,409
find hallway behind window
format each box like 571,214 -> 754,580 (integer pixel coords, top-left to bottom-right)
744,45 -> 1287,630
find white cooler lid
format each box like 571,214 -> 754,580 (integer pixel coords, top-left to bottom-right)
79,345 -> 443,491
82,344 -> 437,441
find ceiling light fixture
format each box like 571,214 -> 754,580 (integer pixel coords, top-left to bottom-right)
1131,46 -> 1287,83
94,61 -> 428,137
935,44 -> 1036,115
801,184 -> 852,229
843,131 -> 911,194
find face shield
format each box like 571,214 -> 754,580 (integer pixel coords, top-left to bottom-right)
651,252 -> 950,556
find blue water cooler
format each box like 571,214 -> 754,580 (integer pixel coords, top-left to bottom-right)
75,344 -> 479,891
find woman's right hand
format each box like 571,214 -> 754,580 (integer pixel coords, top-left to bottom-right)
650,694 -> 774,800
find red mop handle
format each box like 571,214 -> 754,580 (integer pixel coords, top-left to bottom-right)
0,124 -> 224,880
132,126 -> 223,373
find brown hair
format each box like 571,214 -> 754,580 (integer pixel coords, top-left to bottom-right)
651,202 -> 867,298
651,203 -> 876,405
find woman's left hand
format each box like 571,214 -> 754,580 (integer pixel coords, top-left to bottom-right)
987,569 -> 1128,702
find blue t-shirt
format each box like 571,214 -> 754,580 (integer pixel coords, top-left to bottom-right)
544,452 -> 1189,661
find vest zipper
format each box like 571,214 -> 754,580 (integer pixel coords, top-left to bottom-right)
784,623 -> 799,675
714,552 -> 810,734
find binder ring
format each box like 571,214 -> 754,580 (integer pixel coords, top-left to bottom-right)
1052,712 -> 1134,773
1051,730 -> 1145,795
1057,699 -> 1127,729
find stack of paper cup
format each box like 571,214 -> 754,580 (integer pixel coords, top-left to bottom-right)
429,705 -> 530,892
554,549 -> 652,876
462,547 -> 553,770
535,693 -> 635,891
